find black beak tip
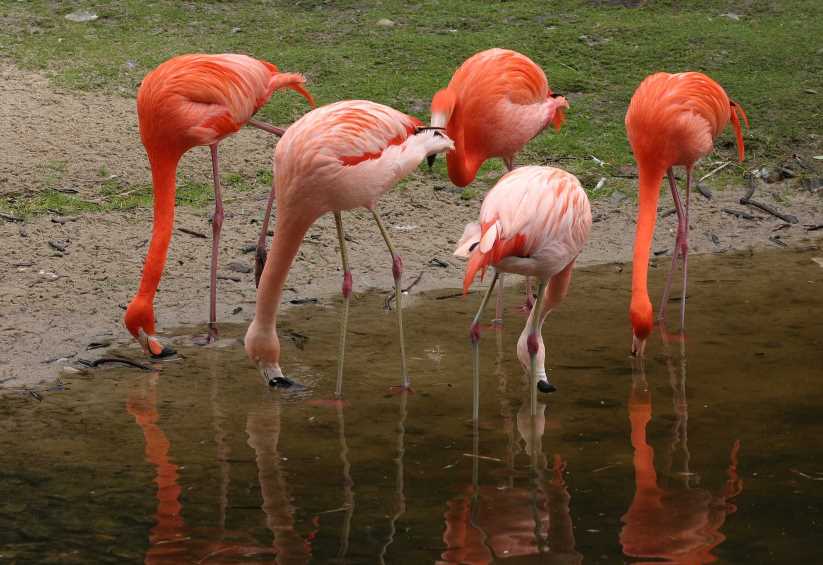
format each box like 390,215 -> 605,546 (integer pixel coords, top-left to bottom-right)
537,380 -> 556,394
151,345 -> 177,359
427,154 -> 436,170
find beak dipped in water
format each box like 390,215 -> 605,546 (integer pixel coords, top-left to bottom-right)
137,329 -> 176,359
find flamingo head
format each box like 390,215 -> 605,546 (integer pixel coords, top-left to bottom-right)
427,88 -> 456,169
548,92 -> 570,131
244,318 -> 290,387
124,297 -> 174,358
630,296 -> 653,357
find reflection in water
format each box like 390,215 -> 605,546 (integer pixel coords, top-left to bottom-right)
127,373 -> 316,563
620,336 -> 743,563
439,332 -> 581,564
379,389 -> 409,564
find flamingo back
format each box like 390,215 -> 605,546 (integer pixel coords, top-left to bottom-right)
625,72 -> 747,167
458,166 -> 591,291
137,54 -> 304,151
273,100 -> 423,212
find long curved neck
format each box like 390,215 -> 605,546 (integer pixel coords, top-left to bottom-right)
253,213 -> 315,331
631,164 -> 666,311
446,135 -> 481,188
136,151 -> 181,301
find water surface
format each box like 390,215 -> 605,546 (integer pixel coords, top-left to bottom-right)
1,249 -> 822,563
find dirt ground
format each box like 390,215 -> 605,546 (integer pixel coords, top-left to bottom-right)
1,61 -> 821,390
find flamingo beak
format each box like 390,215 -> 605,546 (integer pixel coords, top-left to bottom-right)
257,363 -> 296,388
137,329 -> 176,359
427,154 -> 436,170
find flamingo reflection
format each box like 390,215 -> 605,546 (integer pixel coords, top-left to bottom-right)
620,338 -> 743,564
439,332 -> 581,564
127,372 -> 316,563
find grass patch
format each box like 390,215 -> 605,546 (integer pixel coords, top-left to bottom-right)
1,1 -> 820,207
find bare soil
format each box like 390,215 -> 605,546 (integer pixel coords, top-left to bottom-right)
1,62 -> 821,389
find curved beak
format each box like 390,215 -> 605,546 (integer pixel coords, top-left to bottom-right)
427,154 -> 436,170
137,329 -> 176,359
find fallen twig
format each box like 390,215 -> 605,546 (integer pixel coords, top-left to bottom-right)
462,453 -> 503,463
0,212 -> 24,222
740,174 -> 798,224
178,227 -> 208,238
76,357 -> 153,371
722,208 -> 755,220
385,271 -> 424,310
697,182 -> 713,200
804,224 -> 823,231
698,161 -> 731,183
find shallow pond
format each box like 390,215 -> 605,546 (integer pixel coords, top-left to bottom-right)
2,249 -> 822,563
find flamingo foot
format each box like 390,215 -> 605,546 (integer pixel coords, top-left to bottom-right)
207,323 -> 218,344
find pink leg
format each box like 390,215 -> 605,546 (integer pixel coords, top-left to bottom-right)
493,271 -> 504,325
255,186 -> 275,287
658,168 -> 688,324
679,168 -> 691,330
521,277 -> 535,313
247,119 -> 286,137
208,144 -> 224,343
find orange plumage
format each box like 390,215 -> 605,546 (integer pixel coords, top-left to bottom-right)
626,72 -> 749,355
124,54 -> 314,357
430,49 -> 568,187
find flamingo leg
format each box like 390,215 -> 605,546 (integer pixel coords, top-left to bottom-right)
522,276 -> 536,313
528,281 -> 547,416
493,271 -> 504,325
658,168 -> 687,324
680,167 -> 691,330
371,210 -> 410,390
334,212 -> 352,399
254,186 -> 275,288
208,143 -> 224,343
247,119 -> 286,137
470,271 -> 500,422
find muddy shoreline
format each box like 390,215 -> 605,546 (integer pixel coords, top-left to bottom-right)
1,61 -> 821,389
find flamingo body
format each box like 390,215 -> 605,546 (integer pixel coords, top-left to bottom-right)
626,72 -> 748,355
431,49 -> 568,187
124,53 -> 314,356
457,166 -> 591,393
245,100 -> 454,388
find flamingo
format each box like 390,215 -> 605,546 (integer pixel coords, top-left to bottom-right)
626,72 -> 748,357
124,53 -> 315,358
456,166 -> 591,419
245,100 -> 454,393
430,48 -> 569,319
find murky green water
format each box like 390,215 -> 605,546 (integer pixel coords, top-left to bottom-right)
2,249 -> 822,564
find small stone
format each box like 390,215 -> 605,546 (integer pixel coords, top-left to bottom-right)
232,306 -> 242,315
228,261 -> 252,274
241,243 -> 257,254
376,18 -> 395,27
48,240 -> 68,252
719,12 -> 741,21
231,27 -> 242,33
608,191 -> 626,206
65,10 -> 98,22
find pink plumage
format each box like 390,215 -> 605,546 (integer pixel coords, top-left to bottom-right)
457,166 -> 591,399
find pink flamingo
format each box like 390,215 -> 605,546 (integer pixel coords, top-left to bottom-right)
431,48 -> 569,318
456,166 -> 591,419
124,53 -> 315,358
245,100 -> 454,394
626,72 -> 748,356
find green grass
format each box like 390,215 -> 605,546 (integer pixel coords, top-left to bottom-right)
1,0 -> 820,211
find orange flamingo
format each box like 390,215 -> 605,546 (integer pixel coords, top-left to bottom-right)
245,100 -> 454,393
626,72 -> 748,356
456,166 -> 591,418
124,53 -> 315,358
431,48 -> 569,318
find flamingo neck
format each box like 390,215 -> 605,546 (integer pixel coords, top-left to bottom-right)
630,163 -> 665,340
253,214 -> 316,333
446,143 -> 482,188
136,152 -> 182,302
